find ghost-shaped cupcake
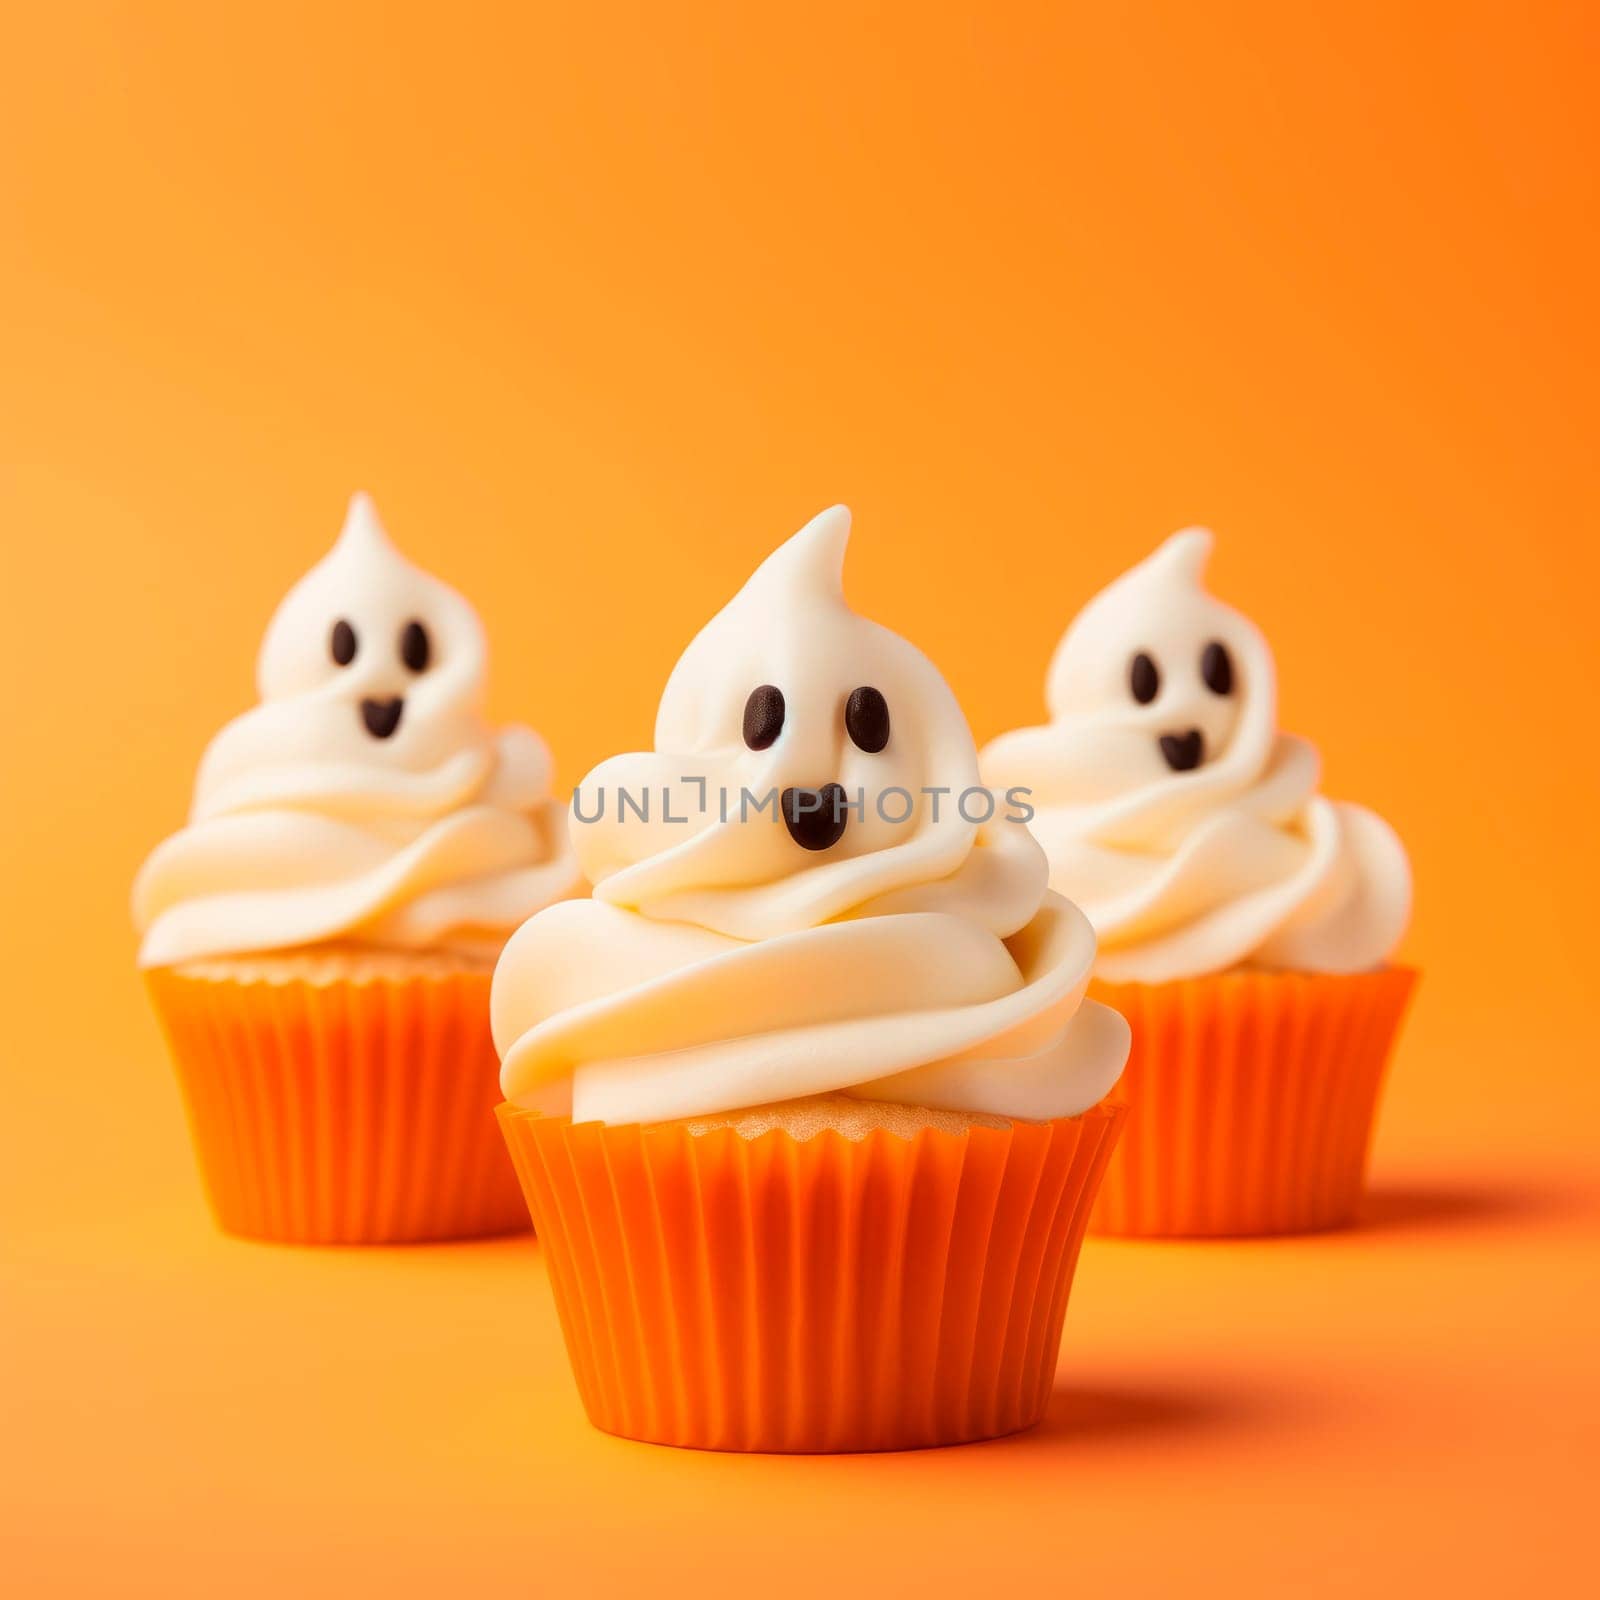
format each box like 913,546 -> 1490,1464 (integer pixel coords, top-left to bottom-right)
492,506 -> 1129,1127
980,528 -> 1411,985
134,494 -> 579,968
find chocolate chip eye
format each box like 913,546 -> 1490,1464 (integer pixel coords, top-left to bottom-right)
1201,640 -> 1233,695
1129,652 -> 1160,704
743,685 -> 785,750
845,686 -> 890,753
330,619 -> 358,667
400,620 -> 431,673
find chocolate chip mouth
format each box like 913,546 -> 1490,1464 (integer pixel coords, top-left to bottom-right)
1158,728 -> 1204,772
361,696 -> 405,739
781,784 -> 849,851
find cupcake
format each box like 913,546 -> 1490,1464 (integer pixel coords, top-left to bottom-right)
492,506 -> 1129,1452
981,529 -> 1414,1237
134,494 -> 581,1244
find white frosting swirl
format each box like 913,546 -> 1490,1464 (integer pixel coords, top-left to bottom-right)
492,507 -> 1128,1126
981,529 -> 1411,984
134,495 -> 579,967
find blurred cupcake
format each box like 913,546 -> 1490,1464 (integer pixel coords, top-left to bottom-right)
493,507 -> 1129,1452
982,529 -> 1413,1237
134,494 -> 580,1244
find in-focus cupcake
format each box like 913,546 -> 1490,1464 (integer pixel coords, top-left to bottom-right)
982,529 -> 1414,1237
492,507 -> 1129,1452
134,494 -> 581,1244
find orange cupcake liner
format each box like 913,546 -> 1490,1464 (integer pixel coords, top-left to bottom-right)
146,967 -> 528,1244
1089,966 -> 1417,1238
497,1100 -> 1126,1452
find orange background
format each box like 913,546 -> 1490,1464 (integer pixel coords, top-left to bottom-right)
3,3 -> 1597,1594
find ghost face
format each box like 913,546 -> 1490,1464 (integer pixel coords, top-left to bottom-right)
660,622 -> 971,871
321,612 -> 428,741
1045,528 -> 1274,787
735,680 -> 893,850
651,505 -> 979,861
249,494 -> 490,770
708,622 -> 963,863
575,507 -> 984,934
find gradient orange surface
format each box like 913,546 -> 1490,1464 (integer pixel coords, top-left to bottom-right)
2,3 -> 1597,1594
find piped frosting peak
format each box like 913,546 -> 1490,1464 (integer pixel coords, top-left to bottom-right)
134,495 -> 578,966
492,507 -> 1129,1126
982,529 -> 1411,982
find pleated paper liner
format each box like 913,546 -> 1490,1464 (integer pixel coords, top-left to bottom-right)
497,1099 -> 1126,1452
146,965 -> 528,1244
1089,966 -> 1416,1239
